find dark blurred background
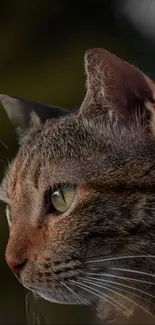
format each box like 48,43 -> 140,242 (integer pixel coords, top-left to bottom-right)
0,1 -> 155,324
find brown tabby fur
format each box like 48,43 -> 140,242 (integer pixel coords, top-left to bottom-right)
1,48 -> 155,323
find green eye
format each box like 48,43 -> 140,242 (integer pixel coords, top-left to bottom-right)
49,185 -> 76,213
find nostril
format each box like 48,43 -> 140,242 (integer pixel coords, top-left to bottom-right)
6,254 -> 27,277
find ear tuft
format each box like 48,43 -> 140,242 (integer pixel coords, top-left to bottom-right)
30,112 -> 42,129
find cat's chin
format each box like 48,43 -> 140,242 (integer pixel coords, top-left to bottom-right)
35,289 -> 83,305
19,277 -> 88,305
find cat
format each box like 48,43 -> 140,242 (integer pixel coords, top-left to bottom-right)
1,48 -> 155,324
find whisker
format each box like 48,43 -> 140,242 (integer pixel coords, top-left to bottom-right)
25,293 -> 31,324
0,139 -> 8,149
25,292 -> 42,325
86,272 -> 155,286
76,291 -> 91,308
85,276 -> 155,300
140,249 -> 155,266
70,279 -> 131,317
111,268 -> 155,278
25,292 -> 37,325
145,206 -> 155,210
86,255 -> 155,264
60,282 -> 80,304
92,282 -> 151,305
82,279 -> 153,316
60,281 -> 90,306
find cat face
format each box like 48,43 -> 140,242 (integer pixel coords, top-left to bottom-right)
1,48 -> 155,321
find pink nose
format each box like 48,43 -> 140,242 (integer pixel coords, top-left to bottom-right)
5,252 -> 27,276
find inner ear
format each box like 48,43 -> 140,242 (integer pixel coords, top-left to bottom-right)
80,48 -> 155,125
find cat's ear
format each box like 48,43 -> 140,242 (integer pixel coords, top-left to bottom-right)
0,94 -> 70,129
80,48 -> 155,125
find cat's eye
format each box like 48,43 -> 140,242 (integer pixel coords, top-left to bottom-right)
47,185 -> 76,213
6,205 -> 12,228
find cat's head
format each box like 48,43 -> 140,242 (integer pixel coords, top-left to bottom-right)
1,48 -> 155,322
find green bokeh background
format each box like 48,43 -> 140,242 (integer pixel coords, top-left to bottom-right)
0,1 -> 155,324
